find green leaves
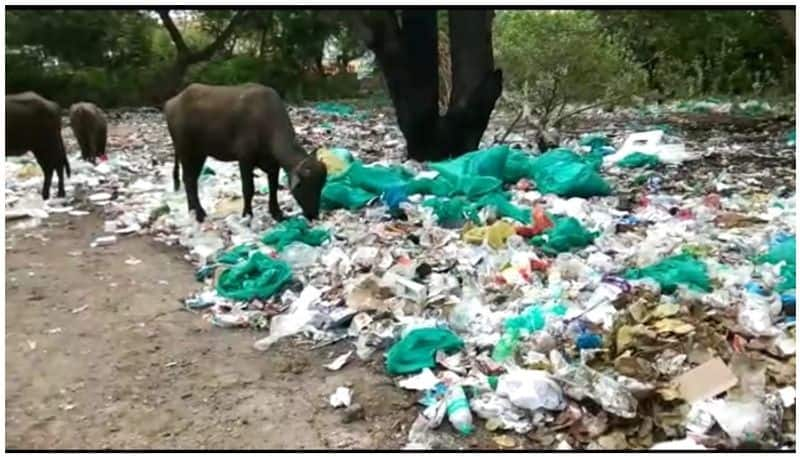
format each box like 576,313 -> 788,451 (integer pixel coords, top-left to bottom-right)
495,11 -> 646,126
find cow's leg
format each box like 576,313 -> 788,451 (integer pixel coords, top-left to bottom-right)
182,154 -> 207,222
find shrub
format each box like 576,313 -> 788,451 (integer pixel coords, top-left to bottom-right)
495,10 -> 646,128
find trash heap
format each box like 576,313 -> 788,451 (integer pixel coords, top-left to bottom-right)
4,102 -> 796,450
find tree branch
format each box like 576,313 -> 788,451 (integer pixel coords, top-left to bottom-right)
499,109 -> 524,143
192,10 -> 248,63
157,9 -> 190,58
553,92 -> 630,126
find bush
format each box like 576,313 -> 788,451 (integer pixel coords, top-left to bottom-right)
495,11 -> 646,127
188,57 -> 363,103
189,55 -> 266,86
598,10 -> 795,99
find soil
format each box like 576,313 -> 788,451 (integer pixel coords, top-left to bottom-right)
6,214 -> 419,450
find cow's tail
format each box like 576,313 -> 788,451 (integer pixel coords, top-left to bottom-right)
59,133 -> 71,178
173,150 -> 180,191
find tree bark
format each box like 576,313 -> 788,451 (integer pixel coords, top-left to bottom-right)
355,9 -> 501,162
776,10 -> 795,45
440,10 -> 502,157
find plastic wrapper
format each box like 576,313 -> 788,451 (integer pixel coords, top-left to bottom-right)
556,364 -> 638,418
496,369 -> 566,411
469,392 -> 533,434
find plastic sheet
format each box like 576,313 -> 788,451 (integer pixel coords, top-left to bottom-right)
624,254 -> 711,294
616,152 -> 662,169
530,216 -> 598,255
260,216 -> 330,251
385,327 -> 464,375
530,148 -> 612,198
216,252 -> 293,301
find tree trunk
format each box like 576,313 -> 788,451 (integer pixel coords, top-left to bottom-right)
259,29 -> 267,58
776,10 -> 795,45
356,9 -> 501,162
440,10 -> 502,157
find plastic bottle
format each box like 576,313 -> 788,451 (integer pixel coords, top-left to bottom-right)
445,385 -> 474,436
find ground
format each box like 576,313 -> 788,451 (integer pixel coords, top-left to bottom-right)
5,104 -> 795,450
6,214 -> 419,450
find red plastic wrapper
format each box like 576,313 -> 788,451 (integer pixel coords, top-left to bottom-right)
516,204 -> 553,238
530,258 -> 550,272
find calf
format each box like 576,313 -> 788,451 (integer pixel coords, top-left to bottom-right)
69,102 -> 108,164
164,83 -> 327,223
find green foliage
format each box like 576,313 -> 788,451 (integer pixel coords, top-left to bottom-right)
189,55 -> 266,86
12,8 -> 788,110
596,10 -> 795,97
6,10 -> 158,68
6,9 -> 371,107
495,11 -> 646,127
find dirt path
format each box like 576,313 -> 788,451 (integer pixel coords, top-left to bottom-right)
5,214 -> 418,449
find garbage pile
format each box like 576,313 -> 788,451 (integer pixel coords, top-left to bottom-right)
4,102 -> 796,450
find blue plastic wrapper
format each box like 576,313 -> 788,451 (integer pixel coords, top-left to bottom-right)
619,215 -> 641,225
420,382 -> 448,407
576,332 -> 603,350
382,185 -> 409,212
745,281 -> 768,296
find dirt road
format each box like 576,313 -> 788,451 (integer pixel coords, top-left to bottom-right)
6,214 -> 419,449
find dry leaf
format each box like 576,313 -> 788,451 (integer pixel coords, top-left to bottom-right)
651,303 -> 680,319
493,435 -> 517,448
651,319 -> 694,335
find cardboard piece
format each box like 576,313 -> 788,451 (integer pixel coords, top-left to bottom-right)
675,357 -> 738,403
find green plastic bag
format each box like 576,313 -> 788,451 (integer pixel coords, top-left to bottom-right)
505,304 -> 567,334
217,243 -> 257,265
579,133 -> 610,150
492,304 -> 567,362
530,149 -> 612,198
617,152 -> 662,169
314,102 -> 356,117
759,236 -> 796,292
422,197 -> 480,228
787,130 -> 796,147
261,217 -> 330,251
426,145 -> 510,197
321,181 -> 376,210
491,329 -> 520,362
530,216 -> 597,255
429,145 -> 511,182
216,252 -> 293,301
503,149 -> 538,183
344,160 -> 414,195
732,100 -> 771,117
473,192 -> 532,224
385,327 -> 464,375
677,98 -> 721,114
406,177 -> 455,197
624,254 -> 711,294
319,160 -> 413,211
